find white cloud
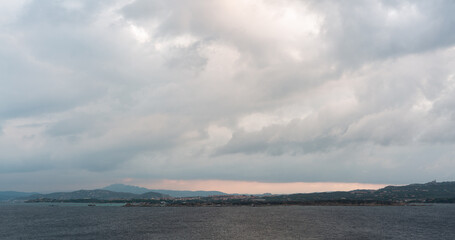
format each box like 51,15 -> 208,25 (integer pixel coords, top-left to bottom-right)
129,23 -> 150,43
2,0 -> 455,191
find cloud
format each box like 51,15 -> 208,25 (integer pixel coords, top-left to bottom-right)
1,0 -> 455,191
314,0 -> 455,67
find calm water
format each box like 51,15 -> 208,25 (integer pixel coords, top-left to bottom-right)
1,203 -> 455,239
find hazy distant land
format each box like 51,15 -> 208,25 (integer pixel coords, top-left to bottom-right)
3,181 -> 455,207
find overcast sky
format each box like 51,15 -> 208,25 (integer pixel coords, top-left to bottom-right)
1,0 -> 455,193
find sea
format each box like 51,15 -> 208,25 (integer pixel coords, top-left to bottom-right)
1,203 -> 455,239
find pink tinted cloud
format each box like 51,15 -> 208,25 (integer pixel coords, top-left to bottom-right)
132,179 -> 387,194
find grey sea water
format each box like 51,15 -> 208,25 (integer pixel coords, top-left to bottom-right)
1,203 -> 455,239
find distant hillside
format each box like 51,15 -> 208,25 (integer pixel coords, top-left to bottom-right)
374,181 -> 455,201
139,191 -> 168,199
22,189 -> 168,201
0,191 -> 38,201
272,181 -> 455,203
102,184 -> 227,197
102,184 -> 150,194
18,181 -> 455,204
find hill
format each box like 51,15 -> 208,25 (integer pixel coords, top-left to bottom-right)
270,181 -> 455,203
0,191 -> 38,201
22,189 -> 168,201
17,181 -> 455,205
102,184 -> 227,197
102,184 -> 150,194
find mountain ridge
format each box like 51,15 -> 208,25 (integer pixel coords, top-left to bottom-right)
102,184 -> 227,197
21,189 -> 168,201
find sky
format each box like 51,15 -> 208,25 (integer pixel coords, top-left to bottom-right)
1,0 -> 455,194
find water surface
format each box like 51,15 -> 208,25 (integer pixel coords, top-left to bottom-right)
1,203 -> 454,239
